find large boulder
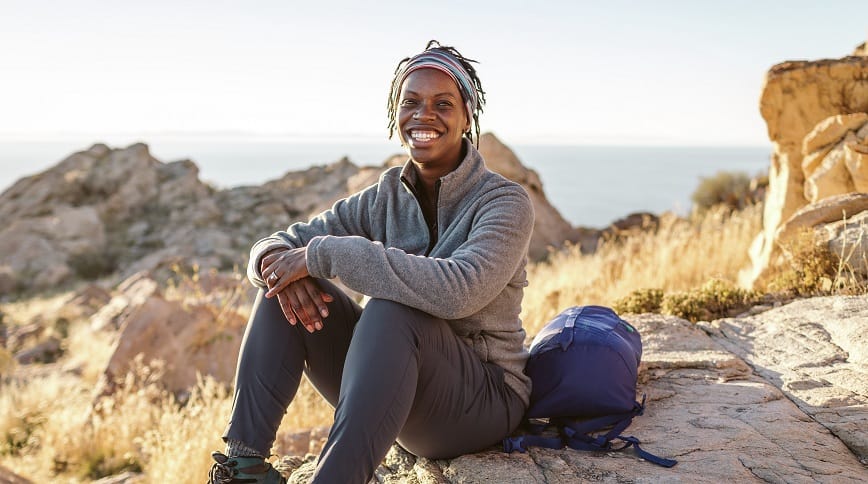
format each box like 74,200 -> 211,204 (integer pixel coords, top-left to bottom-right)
742,54 -> 868,287
279,297 -> 868,482
0,143 -> 220,291
96,275 -> 246,396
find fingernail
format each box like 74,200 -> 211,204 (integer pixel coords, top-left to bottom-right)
321,309 -> 328,317
315,322 -> 323,330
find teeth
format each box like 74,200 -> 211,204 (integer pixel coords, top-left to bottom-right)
411,130 -> 440,141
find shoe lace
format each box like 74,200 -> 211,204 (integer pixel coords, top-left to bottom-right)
208,458 -> 238,484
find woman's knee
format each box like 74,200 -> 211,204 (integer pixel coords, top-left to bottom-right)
357,299 -> 444,336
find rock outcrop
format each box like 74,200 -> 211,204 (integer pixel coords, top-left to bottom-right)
0,135 -> 579,293
279,296 -> 868,482
742,54 -> 868,287
94,272 -> 247,396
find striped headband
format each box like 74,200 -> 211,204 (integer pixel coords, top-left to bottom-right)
395,50 -> 477,124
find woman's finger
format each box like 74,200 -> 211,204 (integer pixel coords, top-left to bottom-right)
286,286 -> 317,333
265,272 -> 294,298
276,292 -> 297,325
301,279 -> 330,319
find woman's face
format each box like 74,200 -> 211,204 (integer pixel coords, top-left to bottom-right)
397,68 -> 470,168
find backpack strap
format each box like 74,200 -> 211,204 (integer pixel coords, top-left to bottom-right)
504,396 -> 678,468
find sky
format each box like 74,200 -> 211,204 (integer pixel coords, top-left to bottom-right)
1,0 -> 866,146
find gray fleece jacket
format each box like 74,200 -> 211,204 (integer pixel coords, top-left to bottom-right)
247,140 -> 534,405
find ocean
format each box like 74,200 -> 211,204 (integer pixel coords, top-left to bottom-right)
0,139 -> 770,228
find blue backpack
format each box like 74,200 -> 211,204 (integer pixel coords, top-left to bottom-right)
503,306 -> 677,468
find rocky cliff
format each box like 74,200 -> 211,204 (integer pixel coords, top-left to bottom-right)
742,49 -> 868,287
0,135 -> 581,294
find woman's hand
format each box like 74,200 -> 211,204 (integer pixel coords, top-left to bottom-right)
261,247 -> 310,297
260,247 -> 332,331
274,278 -> 334,332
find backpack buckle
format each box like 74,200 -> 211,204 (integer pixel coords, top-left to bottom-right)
503,436 -> 527,453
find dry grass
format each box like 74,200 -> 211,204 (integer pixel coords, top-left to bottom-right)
3,200 -> 866,482
520,204 -> 762,334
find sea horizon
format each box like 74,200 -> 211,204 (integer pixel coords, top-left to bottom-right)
0,137 -> 771,229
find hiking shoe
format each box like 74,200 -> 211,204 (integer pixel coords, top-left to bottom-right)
207,451 -> 286,484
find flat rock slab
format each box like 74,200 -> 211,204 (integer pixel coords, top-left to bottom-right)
702,295 -> 868,464
283,302 -> 868,482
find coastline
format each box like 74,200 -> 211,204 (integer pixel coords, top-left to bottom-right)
0,139 -> 770,229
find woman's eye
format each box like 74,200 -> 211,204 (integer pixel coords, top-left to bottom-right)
400,99 -> 416,107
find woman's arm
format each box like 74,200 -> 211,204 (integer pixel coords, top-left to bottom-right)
305,187 -> 534,320
247,185 -> 377,287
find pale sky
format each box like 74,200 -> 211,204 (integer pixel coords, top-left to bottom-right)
1,0 -> 866,145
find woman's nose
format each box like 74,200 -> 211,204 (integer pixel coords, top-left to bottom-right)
413,103 -> 434,120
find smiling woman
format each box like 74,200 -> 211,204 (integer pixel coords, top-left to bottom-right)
207,41 -> 534,484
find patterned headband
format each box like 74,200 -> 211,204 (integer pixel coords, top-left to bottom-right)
394,49 -> 477,124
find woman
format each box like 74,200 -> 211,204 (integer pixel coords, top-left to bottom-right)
209,40 -> 534,484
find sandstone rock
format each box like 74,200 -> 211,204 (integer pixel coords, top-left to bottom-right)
855,41 -> 868,57
99,289 -> 246,395
704,295 -> 868,461
820,210 -> 868,275
774,192 -> 868,246
90,272 -> 160,331
282,304 -> 867,482
743,56 -> 868,287
90,472 -> 143,484
802,113 -> 868,156
0,463 -> 32,484
802,114 -> 868,203
479,133 -> 580,260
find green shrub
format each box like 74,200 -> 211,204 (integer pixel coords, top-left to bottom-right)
765,229 -> 851,296
691,171 -> 754,213
661,279 -> 760,322
612,288 -> 664,314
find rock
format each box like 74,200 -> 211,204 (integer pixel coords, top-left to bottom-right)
774,193 -> 868,245
14,336 -> 61,364
275,426 -> 330,457
820,210 -> 868,275
802,113 -> 868,156
98,285 -> 246,395
743,55 -> 868,287
479,133 -> 580,260
0,265 -> 16,296
0,463 -> 32,483
802,114 -> 868,202
90,272 -> 160,332
704,295 -> 868,461
91,472 -> 143,484
282,300 -> 868,482
855,41 -> 867,57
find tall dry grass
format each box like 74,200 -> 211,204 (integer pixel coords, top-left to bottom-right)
0,202 -> 774,482
521,204 -> 763,334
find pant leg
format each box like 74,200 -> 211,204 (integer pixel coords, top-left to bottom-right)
222,279 -> 362,455
313,299 -> 526,484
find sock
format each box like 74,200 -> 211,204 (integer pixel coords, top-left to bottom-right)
225,438 -> 265,459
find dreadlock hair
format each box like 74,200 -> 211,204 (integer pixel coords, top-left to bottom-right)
387,40 -> 487,146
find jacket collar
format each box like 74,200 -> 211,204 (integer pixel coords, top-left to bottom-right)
399,138 -> 487,209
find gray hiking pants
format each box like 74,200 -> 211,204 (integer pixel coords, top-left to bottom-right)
223,279 -> 525,484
